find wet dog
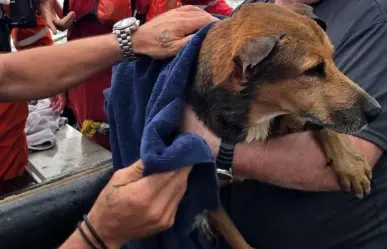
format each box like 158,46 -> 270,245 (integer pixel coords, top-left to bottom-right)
189,3 -> 382,249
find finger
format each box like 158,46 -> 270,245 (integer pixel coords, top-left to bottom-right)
58,101 -> 65,113
53,0 -> 64,19
49,98 -> 55,107
151,166 -> 191,203
117,160 -> 146,183
157,177 -> 188,230
147,167 -> 191,227
108,160 -> 146,188
176,5 -> 203,12
129,165 -> 191,201
45,16 -> 57,34
128,169 -> 177,195
53,102 -> 60,112
53,12 -> 75,31
179,15 -> 218,35
171,34 -> 194,53
39,5 -> 58,34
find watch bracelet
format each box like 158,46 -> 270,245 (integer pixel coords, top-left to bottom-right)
216,141 -> 235,171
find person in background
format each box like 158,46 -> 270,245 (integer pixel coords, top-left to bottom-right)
50,0 -> 233,150
184,0 -> 387,248
145,0 -> 233,21
181,0 -> 233,16
0,4 -> 59,183
0,4 -> 217,248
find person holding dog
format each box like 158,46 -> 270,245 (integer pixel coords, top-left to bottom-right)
183,0 -> 387,248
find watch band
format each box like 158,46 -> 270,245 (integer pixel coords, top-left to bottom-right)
113,20 -> 140,60
216,141 -> 235,181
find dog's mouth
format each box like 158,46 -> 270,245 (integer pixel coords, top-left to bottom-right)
303,121 -> 324,131
301,112 -> 365,134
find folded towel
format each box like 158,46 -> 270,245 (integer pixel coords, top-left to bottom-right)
25,99 -> 68,151
104,22 -> 220,249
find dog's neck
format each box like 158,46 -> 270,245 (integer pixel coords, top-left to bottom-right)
189,77 -> 281,144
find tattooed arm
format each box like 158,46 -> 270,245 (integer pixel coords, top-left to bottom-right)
0,6 -> 218,102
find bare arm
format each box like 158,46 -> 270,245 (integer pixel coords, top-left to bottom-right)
233,132 -> 382,191
0,5 -> 218,102
183,108 -> 383,191
226,131 -> 382,191
59,228 -> 90,249
0,34 -> 122,102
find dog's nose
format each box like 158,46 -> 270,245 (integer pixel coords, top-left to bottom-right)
362,95 -> 382,123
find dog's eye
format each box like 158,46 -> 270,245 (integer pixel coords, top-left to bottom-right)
303,62 -> 325,77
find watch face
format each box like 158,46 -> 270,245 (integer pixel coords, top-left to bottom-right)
114,17 -> 137,29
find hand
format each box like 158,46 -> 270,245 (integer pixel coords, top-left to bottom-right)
38,0 -> 76,34
87,160 -> 192,249
132,5 -> 219,59
50,93 -> 67,113
182,106 -> 220,156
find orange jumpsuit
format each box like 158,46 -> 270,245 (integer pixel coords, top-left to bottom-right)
0,15 -> 53,181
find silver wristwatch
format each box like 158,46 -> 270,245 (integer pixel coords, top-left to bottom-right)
112,17 -> 140,60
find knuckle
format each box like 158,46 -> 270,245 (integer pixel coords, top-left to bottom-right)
179,5 -> 198,11
158,217 -> 174,231
148,209 -> 163,223
111,169 -> 126,182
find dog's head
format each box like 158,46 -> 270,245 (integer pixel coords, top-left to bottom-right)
197,3 -> 382,135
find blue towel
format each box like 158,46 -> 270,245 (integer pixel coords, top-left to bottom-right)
104,22 -> 220,249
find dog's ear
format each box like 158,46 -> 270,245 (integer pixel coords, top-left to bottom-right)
233,35 -> 282,77
286,3 -> 327,31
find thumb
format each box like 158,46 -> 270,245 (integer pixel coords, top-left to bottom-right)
121,160 -> 145,182
42,15 -> 57,34
53,11 -> 75,31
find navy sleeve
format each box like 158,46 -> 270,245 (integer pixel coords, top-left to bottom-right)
334,23 -> 387,151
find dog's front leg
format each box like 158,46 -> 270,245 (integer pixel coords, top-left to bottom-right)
208,208 -> 255,249
314,129 -> 372,198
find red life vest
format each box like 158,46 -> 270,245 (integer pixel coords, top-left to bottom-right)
66,0 -> 149,24
11,15 -> 53,50
146,0 -> 233,21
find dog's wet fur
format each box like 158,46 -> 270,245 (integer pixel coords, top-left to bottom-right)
188,3 -> 382,249
191,3 -> 381,143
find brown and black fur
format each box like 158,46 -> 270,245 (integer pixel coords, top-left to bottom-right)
188,3 -> 382,249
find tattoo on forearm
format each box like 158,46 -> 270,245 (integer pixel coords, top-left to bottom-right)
155,29 -> 173,48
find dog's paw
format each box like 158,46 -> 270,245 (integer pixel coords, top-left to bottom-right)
330,152 -> 372,199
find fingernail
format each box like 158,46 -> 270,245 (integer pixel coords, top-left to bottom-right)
356,193 -> 364,199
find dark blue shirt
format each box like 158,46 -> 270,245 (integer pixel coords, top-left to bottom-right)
219,1 -> 387,248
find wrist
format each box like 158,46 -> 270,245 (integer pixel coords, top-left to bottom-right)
87,211 -> 122,249
107,34 -> 125,61
131,27 -> 147,56
200,128 -> 220,158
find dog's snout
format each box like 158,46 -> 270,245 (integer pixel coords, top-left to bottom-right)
362,95 -> 382,123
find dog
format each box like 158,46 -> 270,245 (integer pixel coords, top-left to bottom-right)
189,3 -> 382,249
